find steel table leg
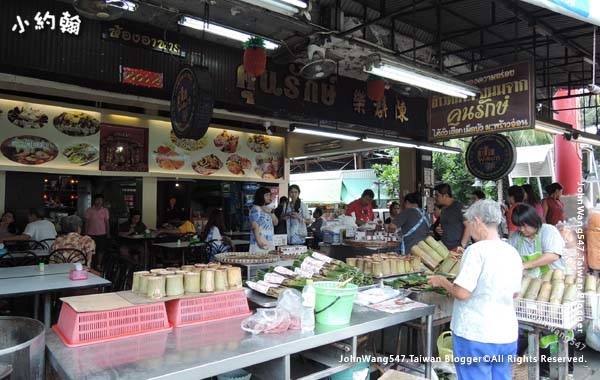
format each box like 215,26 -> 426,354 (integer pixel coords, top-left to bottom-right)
44,293 -> 52,328
425,314 -> 433,379
33,294 -> 39,320
528,330 -> 540,380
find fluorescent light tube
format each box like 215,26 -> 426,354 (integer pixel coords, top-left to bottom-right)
293,127 -> 360,141
107,0 -> 138,12
364,58 -> 480,99
417,145 -> 461,154
363,137 -> 417,148
534,121 -> 571,135
179,16 -> 279,50
237,0 -> 303,16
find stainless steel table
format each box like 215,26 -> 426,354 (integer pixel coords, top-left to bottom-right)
46,304 -> 435,380
0,264 -> 111,327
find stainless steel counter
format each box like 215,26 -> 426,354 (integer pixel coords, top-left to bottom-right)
46,304 -> 435,380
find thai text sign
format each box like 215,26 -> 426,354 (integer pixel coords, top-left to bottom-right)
429,61 -> 534,141
120,66 -> 163,89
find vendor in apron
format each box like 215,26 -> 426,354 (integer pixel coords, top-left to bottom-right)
390,192 -> 431,254
507,204 -> 566,277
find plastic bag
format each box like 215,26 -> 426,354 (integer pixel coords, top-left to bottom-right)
354,286 -> 402,306
241,289 -> 302,334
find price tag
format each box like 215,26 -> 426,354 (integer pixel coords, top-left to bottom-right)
312,252 -> 333,263
264,273 -> 286,285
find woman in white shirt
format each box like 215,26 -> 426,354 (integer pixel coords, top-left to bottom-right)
428,200 -> 523,380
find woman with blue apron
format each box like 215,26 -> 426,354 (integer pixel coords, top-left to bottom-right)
393,193 -> 430,254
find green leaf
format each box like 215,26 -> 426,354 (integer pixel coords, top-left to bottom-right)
243,36 -> 266,49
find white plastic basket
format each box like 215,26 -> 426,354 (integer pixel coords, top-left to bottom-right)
514,298 -> 583,329
584,293 -> 600,320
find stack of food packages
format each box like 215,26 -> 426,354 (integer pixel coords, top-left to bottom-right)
131,264 -> 243,300
519,269 -> 579,304
246,251 -> 374,298
584,273 -> 600,318
345,254 -> 425,277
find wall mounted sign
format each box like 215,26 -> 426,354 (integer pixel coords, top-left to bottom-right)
429,61 -> 534,141
120,66 -> 164,89
236,63 -> 427,139
170,67 -> 214,139
103,23 -> 184,56
465,134 -> 517,181
12,10 -> 81,35
99,124 -> 148,172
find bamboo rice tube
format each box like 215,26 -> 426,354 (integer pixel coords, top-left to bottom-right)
166,274 -> 184,296
146,276 -> 166,299
439,258 -> 457,274
564,275 -> 575,285
227,267 -> 242,289
181,265 -> 195,272
201,269 -> 216,292
417,241 -> 444,263
403,258 -> 412,273
552,269 -> 564,282
372,261 -> 383,277
356,258 -> 364,272
165,267 -> 179,272
184,272 -> 201,293
520,276 -> 532,298
214,269 -> 229,292
363,260 -> 372,274
132,271 -> 150,292
346,257 -> 357,267
396,258 -> 406,274
541,269 -> 554,282
411,256 -> 423,271
562,284 -> 578,303
208,263 -> 220,269
381,260 -> 391,276
550,282 -> 565,304
150,269 -> 165,274
537,281 -> 553,302
138,274 -> 154,295
411,245 -> 438,270
585,275 -> 597,293
524,278 -> 543,300
389,258 -> 398,274
425,236 -> 450,259
449,260 -> 461,276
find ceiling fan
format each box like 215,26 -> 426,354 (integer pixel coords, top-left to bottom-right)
73,0 -> 137,21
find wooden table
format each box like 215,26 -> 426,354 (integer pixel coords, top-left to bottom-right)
0,263 -> 111,327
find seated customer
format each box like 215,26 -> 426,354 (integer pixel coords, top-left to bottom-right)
119,210 -> 147,236
1,208 -> 57,243
0,211 -> 19,240
50,215 -> 96,267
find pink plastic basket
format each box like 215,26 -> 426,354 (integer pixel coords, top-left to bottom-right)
53,302 -> 172,347
165,290 -> 252,327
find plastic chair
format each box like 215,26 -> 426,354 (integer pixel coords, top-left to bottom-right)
48,248 -> 87,266
4,240 -> 45,251
0,251 -> 39,267
186,241 -> 210,264
38,238 -> 56,249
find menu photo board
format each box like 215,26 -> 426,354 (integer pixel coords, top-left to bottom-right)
0,99 -> 101,171
148,120 -> 285,181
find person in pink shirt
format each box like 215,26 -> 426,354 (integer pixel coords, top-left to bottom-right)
85,194 -> 110,269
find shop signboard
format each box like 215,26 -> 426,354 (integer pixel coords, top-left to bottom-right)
236,63 -> 427,139
148,120 -> 285,181
0,98 -> 100,171
465,134 -> 517,181
120,66 -> 164,89
101,22 -> 185,56
99,124 -> 148,172
429,61 -> 534,141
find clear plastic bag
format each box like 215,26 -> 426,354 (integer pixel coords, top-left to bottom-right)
241,289 -> 302,334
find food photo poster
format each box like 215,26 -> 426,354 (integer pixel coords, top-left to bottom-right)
0,99 -> 101,171
148,120 -> 285,181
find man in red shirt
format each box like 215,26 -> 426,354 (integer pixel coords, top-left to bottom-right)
345,189 -> 375,226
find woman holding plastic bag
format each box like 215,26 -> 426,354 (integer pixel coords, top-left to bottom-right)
281,185 -> 311,245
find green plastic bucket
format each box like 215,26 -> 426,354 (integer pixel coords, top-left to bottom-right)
314,281 -> 358,326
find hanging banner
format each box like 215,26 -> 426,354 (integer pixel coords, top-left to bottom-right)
429,61 -> 534,141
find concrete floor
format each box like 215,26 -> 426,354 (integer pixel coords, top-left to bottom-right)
573,347 -> 600,380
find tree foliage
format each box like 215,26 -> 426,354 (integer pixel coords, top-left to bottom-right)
371,149 -> 400,199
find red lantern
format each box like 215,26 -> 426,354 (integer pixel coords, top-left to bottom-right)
243,47 -> 267,77
367,78 -> 386,101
